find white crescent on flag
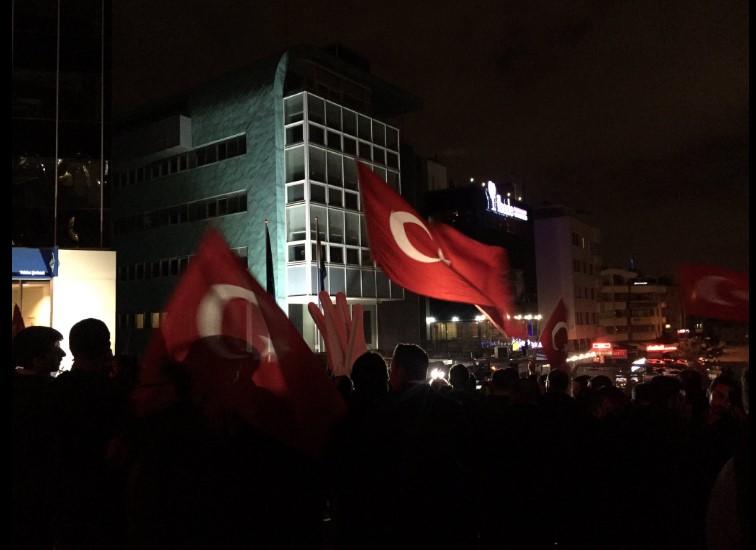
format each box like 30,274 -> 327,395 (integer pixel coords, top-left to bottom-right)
196,283 -> 278,361
389,210 -> 449,265
677,264 -> 748,323
540,299 -> 569,371
694,275 -> 746,306
551,321 -> 569,351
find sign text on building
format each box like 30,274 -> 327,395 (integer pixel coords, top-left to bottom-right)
485,181 -> 528,221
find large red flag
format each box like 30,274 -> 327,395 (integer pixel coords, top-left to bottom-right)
141,227 -> 347,455
357,161 -> 523,338
677,264 -> 749,323
540,299 -> 569,372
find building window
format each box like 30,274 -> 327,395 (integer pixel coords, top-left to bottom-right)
309,124 -> 325,146
285,94 -> 304,124
309,146 -> 326,182
307,95 -> 325,124
286,124 -> 304,145
286,146 -> 305,182
342,109 -> 357,136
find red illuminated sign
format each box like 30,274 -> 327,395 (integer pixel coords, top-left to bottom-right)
592,342 -> 612,355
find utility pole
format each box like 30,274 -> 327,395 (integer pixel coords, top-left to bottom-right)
626,278 -> 633,344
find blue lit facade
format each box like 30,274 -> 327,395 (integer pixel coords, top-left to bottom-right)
111,45 -> 422,356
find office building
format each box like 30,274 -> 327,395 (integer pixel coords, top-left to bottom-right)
533,204 -> 602,353
111,44 -> 422,356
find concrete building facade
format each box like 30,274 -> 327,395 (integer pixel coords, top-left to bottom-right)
534,204 -> 603,353
111,45 -> 422,357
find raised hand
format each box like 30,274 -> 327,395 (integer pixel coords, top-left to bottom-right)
307,291 -> 367,377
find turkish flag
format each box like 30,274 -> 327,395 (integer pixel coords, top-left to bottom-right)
357,161 -> 523,338
677,264 -> 749,323
540,299 -> 569,372
140,228 -> 347,455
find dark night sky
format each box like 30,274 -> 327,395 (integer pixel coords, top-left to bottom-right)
112,0 -> 749,278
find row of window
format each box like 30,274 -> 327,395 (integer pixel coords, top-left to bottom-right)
599,308 -> 662,319
287,243 -> 372,266
286,59 -> 372,115
284,92 -> 399,151
575,312 -> 600,325
574,286 -> 598,300
117,312 -> 162,330
572,259 -> 599,275
112,135 -> 246,189
285,264 -> 403,300
571,232 -> 598,252
284,147 -> 399,205
117,246 -> 248,282
604,325 -> 659,336
285,123 -> 400,169
286,204 -> 365,244
600,293 -> 666,303
114,191 -> 247,236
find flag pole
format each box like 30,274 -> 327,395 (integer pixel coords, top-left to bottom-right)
315,215 -> 322,353
265,219 -> 276,297
315,216 -> 320,308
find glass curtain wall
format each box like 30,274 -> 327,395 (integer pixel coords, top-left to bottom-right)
12,0 -> 110,250
284,91 -> 404,302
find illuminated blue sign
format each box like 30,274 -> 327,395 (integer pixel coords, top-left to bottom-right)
12,247 -> 59,280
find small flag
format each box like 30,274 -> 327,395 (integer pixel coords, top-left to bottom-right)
540,299 -> 569,372
265,220 -> 276,297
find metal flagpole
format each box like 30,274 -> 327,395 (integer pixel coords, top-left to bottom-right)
315,216 -> 323,352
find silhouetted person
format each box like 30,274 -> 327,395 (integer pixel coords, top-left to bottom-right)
110,352 -> 140,396
12,326 -> 66,550
589,374 -> 613,391
349,350 -> 388,408
483,367 -> 518,409
354,343 -> 477,549
328,351 -> 389,549
573,373 -> 597,416
707,367 -> 749,550
686,373 -> 745,548
127,339 -> 330,550
572,373 -> 591,399
678,367 -> 709,429
537,368 -> 601,547
334,374 -> 354,401
448,363 -> 470,390
618,375 -> 697,549
47,318 -> 129,549
479,375 -> 546,549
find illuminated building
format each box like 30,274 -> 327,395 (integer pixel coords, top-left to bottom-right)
110,45 -> 423,356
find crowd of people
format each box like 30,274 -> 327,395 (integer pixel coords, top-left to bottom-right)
12,322 -> 749,550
